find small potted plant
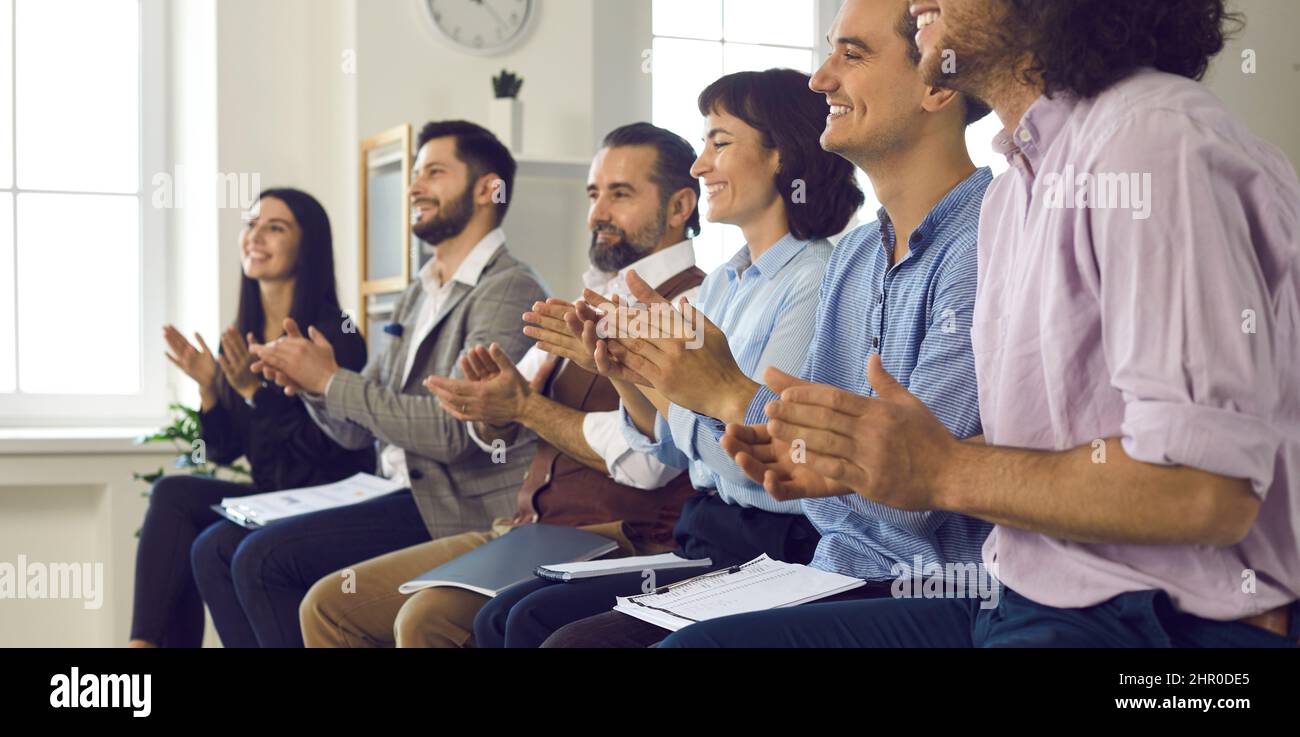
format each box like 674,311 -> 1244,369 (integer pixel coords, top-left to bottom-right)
489,69 -> 524,153
132,403 -> 250,536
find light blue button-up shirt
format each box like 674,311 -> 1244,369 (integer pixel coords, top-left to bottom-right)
620,233 -> 831,514
736,169 -> 993,580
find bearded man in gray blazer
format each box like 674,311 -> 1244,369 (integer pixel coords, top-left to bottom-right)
188,121 -> 548,648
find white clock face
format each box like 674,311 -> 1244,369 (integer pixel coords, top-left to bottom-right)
425,0 -> 536,55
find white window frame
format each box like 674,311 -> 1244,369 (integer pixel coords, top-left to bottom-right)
0,0 -> 167,429
649,0 -> 841,269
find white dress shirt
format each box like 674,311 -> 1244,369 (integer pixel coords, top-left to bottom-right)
378,228 -> 506,486
467,239 -> 701,490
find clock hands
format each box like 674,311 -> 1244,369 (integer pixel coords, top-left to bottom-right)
468,0 -> 510,32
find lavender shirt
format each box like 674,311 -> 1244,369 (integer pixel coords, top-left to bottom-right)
974,69 -> 1300,621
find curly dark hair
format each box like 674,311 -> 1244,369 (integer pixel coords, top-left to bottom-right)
698,69 -> 865,242
1002,0 -> 1245,99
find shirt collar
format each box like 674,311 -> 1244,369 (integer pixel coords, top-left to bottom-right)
726,232 -> 807,282
876,168 -> 993,257
581,239 -> 698,296
418,227 -> 506,294
995,92 -> 1075,174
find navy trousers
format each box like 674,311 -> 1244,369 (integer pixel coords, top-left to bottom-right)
473,493 -> 820,648
659,587 -> 1300,648
131,475 -> 253,647
190,490 -> 429,648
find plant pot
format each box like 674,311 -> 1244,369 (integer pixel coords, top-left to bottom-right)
489,97 -> 523,153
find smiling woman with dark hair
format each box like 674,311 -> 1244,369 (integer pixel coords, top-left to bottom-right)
695,68 -> 865,243
130,188 -> 374,648
468,69 -> 869,650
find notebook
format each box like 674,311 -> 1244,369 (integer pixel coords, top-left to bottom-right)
612,554 -> 866,631
211,473 -> 406,529
399,524 -> 621,598
535,553 -> 713,582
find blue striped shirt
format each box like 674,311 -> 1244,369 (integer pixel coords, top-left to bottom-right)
621,233 -> 831,514
741,168 -> 995,579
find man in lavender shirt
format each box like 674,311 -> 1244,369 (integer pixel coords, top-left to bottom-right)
664,0 -> 1298,648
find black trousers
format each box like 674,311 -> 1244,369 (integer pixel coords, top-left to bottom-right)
129,475 -> 253,647
473,493 -> 822,648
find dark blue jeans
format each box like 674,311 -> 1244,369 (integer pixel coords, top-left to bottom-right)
190,490 -> 429,648
474,493 -> 820,648
659,587 -> 1300,648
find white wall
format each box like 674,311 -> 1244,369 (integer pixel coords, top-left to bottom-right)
1205,0 -> 1300,168
0,441 -> 175,647
353,0 -> 609,300
357,0 -> 596,156
213,0 -> 360,324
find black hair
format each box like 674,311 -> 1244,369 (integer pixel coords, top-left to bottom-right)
999,0 -> 1244,99
698,69 -> 865,241
416,120 -> 518,226
601,122 -> 703,239
234,187 -> 340,344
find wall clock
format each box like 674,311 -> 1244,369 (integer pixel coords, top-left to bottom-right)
424,0 -> 538,56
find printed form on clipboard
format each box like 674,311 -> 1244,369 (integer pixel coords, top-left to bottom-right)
612,554 -> 866,632
212,473 -> 406,529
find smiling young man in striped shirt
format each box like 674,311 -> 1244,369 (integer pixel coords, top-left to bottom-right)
536,0 -> 997,648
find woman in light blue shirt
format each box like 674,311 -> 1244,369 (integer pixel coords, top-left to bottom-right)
472,68 -> 865,649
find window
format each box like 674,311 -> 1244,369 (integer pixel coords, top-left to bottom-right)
0,0 -> 165,427
652,0 -> 1006,271
653,0 -> 818,271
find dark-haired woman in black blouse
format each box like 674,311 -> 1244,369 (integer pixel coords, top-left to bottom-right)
129,188 -> 375,648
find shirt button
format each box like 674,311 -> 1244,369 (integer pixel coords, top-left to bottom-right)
872,337 -> 880,349
877,294 -> 884,305
1018,129 -> 1033,144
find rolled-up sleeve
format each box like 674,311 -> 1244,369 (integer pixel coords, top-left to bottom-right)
619,404 -> 691,472
587,410 -> 684,490
1090,111 -> 1286,497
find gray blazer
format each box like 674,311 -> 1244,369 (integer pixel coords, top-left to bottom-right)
305,245 -> 549,539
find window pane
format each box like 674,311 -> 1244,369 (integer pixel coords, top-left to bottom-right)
856,169 -> 881,227
967,112 -> 1009,176
723,42 -> 814,75
692,216 -> 743,275
16,0 -> 139,193
17,193 -> 139,394
0,0 -> 12,190
723,0 -> 814,47
653,0 -> 722,41
366,161 -> 406,282
0,194 -> 12,392
652,37 -> 722,148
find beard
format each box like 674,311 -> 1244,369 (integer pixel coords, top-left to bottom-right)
412,184 -> 476,246
588,210 -> 667,274
919,1 -> 1016,103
